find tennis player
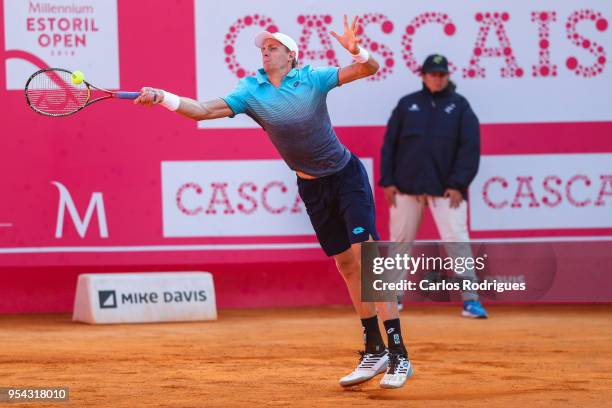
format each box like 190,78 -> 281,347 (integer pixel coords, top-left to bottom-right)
134,15 -> 412,389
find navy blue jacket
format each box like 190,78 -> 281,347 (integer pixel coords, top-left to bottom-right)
379,83 -> 480,198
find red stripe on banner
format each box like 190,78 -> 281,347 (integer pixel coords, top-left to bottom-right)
0,259 -> 349,314
480,122 -> 612,155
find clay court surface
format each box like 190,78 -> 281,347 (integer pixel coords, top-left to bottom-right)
1,305 -> 611,407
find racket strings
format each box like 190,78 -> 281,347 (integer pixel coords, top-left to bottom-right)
26,70 -> 89,116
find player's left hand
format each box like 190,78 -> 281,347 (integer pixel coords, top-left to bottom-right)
444,188 -> 463,209
330,15 -> 361,55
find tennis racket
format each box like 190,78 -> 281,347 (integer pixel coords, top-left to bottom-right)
24,68 -> 140,117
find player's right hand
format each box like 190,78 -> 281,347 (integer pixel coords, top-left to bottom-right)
384,186 -> 399,208
134,87 -> 164,106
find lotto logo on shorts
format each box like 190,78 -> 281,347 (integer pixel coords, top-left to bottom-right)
352,227 -> 366,235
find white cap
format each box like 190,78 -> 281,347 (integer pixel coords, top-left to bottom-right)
254,31 -> 299,63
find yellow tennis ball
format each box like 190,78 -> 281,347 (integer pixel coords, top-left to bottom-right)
71,70 -> 84,85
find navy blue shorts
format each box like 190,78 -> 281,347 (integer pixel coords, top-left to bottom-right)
297,153 -> 380,257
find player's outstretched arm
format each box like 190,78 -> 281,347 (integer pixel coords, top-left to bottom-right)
330,15 -> 380,85
133,87 -> 233,120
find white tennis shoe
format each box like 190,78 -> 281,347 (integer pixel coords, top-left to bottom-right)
379,353 -> 413,389
339,350 -> 389,387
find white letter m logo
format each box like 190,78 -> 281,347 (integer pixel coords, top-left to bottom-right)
52,181 -> 109,239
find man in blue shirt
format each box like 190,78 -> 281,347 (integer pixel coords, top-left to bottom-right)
134,16 -> 412,389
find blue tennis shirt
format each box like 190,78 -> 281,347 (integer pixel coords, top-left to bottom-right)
221,65 -> 350,177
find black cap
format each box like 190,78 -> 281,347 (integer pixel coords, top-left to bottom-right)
422,54 -> 449,74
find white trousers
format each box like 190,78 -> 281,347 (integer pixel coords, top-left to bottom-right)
390,194 -> 479,301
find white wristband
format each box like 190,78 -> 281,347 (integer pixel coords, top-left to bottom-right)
351,47 -> 370,63
161,90 -> 180,111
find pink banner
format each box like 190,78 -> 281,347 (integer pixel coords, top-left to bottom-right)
1,1 -> 611,312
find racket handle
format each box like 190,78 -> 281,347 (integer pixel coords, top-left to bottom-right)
116,91 -> 140,99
